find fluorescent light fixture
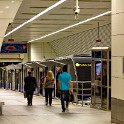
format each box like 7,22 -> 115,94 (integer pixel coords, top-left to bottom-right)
4,0 -> 66,38
28,11 -> 111,43
5,6 -> 10,9
11,1 -> 15,3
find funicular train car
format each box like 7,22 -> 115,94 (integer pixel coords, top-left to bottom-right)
55,54 -> 91,103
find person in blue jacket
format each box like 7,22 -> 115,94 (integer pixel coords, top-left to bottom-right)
57,65 -> 73,112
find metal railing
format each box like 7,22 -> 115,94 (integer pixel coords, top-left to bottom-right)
72,81 -> 91,106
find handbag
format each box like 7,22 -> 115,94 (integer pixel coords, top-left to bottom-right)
69,93 -> 74,102
24,92 -> 27,98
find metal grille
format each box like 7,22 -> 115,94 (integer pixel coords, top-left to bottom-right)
49,23 -> 111,56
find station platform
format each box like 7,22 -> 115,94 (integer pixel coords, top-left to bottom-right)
0,89 -> 112,124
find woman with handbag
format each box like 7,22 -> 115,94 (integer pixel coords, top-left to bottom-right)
43,70 -> 55,106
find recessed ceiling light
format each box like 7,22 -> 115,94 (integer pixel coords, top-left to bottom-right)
28,11 -> 111,43
4,0 -> 66,38
5,6 -> 10,9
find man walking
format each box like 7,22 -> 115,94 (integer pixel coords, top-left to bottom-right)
24,71 -> 37,106
57,65 -> 73,112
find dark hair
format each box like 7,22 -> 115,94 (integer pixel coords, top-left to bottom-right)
28,72 -> 31,75
63,65 -> 67,72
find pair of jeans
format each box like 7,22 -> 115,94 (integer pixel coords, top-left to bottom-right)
60,90 -> 69,111
45,88 -> 53,105
26,91 -> 33,105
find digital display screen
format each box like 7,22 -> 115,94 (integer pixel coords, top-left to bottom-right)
1,44 -> 27,53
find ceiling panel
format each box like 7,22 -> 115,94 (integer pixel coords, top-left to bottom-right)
3,0 -> 111,43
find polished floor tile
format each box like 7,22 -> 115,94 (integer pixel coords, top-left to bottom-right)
0,89 -> 112,124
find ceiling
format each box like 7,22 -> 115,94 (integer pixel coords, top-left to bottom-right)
3,0 -> 111,44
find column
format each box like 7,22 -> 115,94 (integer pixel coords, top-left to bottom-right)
111,0 -> 124,123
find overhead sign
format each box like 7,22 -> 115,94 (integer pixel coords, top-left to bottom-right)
1,43 -> 27,53
75,63 -> 91,67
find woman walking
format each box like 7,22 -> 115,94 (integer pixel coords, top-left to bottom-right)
43,70 -> 55,106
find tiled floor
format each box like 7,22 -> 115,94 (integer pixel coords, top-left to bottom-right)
0,89 -> 113,124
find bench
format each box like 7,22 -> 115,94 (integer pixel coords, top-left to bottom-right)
0,102 -> 5,115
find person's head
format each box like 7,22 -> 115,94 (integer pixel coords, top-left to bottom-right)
63,65 -> 68,72
28,71 -> 31,75
47,70 -> 54,80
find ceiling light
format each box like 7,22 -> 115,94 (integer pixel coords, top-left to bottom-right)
5,6 -> 10,9
28,11 -> 111,43
11,1 -> 15,3
4,0 -> 66,38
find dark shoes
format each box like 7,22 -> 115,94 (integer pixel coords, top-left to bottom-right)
62,107 -> 69,112
62,108 -> 65,112
46,102 -> 52,106
28,102 -> 32,106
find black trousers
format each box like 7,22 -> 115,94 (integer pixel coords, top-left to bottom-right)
26,91 -> 33,105
45,88 -> 53,105
60,90 -> 69,110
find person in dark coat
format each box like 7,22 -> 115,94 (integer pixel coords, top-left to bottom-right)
24,72 -> 37,106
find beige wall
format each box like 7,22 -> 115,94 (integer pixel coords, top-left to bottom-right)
0,41 -> 57,63
112,0 -> 124,100
0,53 -> 28,63
30,42 -> 57,61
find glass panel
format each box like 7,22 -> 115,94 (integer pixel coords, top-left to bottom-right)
95,61 -> 102,77
92,51 -> 94,58
101,87 -> 107,109
102,51 -> 107,59
102,61 -> 107,87
95,51 -> 101,58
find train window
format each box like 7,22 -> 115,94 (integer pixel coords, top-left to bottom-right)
94,51 -> 101,58
95,61 -> 101,76
102,51 -> 107,59
76,63 -> 91,81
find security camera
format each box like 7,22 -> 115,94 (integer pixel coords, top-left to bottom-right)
73,7 -> 80,19
73,0 -> 80,19
74,8 -> 80,15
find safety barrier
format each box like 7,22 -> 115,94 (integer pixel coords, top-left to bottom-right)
72,81 -> 91,106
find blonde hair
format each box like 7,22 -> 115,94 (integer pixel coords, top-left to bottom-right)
47,71 -> 54,80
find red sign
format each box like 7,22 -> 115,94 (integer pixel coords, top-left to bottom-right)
96,40 -> 101,42
8,39 -> 14,42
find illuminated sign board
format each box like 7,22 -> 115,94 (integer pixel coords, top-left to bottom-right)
1,44 -> 27,53
75,63 -> 91,67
